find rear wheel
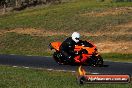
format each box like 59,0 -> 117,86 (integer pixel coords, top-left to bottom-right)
53,52 -> 64,65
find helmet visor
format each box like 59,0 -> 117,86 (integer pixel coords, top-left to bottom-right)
75,37 -> 79,40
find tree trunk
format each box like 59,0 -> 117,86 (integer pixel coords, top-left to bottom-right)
2,1 -> 6,14
16,0 -> 20,7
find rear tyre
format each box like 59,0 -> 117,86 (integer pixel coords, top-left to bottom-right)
53,52 -> 64,65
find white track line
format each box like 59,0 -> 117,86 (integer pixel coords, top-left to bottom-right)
12,65 -> 100,74
23,66 -> 29,68
13,66 -> 18,67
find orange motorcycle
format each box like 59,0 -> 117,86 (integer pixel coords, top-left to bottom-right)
49,40 -> 103,66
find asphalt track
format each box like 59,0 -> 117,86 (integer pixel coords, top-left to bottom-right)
0,54 -> 132,75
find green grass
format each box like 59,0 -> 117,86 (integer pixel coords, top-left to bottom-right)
0,32 -> 67,56
102,53 -> 132,62
0,65 -> 131,88
0,0 -> 132,32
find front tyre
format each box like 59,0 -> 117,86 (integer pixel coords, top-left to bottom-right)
89,55 -> 103,67
96,55 -> 103,67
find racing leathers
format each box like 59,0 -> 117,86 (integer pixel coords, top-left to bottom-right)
59,37 -> 81,63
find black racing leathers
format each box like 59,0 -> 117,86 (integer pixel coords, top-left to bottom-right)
59,37 -> 78,63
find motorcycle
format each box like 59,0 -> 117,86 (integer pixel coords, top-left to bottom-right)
49,40 -> 103,66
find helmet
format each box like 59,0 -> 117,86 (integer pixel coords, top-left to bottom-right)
71,32 -> 80,43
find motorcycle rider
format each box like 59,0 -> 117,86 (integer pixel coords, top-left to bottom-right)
59,32 -> 82,64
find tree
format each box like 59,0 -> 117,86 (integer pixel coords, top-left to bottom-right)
15,0 -> 21,7
0,0 -> 7,14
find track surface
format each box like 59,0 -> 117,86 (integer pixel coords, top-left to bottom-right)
0,54 -> 132,75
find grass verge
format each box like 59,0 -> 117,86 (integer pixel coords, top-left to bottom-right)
0,65 -> 131,88
102,53 -> 132,62
0,0 -> 132,32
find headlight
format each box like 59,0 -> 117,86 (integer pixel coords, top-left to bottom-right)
93,48 -> 98,54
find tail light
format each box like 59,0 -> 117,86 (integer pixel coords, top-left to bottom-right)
49,43 -> 53,50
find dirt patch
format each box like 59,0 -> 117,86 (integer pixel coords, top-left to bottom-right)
8,28 -> 68,36
96,41 -> 132,54
1,27 -> 131,37
82,31 -> 132,37
116,22 -> 132,28
80,7 -> 132,17
0,28 -> 69,36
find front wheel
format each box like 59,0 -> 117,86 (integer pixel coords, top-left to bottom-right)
95,55 -> 103,67
89,55 -> 103,67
